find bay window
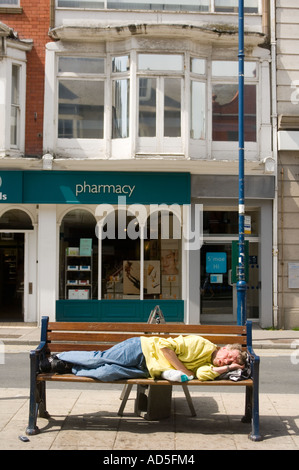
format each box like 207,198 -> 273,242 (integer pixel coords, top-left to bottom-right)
53,52 -> 259,155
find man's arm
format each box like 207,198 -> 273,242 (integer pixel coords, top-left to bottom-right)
161,348 -> 193,375
212,362 -> 245,375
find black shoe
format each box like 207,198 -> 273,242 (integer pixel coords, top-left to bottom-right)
39,357 -> 51,373
49,355 -> 72,374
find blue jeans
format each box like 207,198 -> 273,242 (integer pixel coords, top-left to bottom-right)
58,337 -> 149,381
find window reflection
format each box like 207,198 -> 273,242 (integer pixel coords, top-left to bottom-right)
139,78 -> 156,137
190,81 -> 205,140
58,57 -> 105,74
138,54 -> 183,72
112,79 -> 129,138
164,78 -> 181,137
212,84 -> 256,142
58,80 -> 104,138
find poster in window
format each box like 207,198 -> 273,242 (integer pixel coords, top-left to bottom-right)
123,260 -> 140,294
161,249 -> 179,275
145,261 -> 160,294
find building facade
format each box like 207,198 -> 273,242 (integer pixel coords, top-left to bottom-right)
276,0 -> 299,328
0,0 -> 275,327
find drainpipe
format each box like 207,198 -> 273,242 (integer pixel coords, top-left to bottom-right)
237,0 -> 246,325
270,0 -> 278,328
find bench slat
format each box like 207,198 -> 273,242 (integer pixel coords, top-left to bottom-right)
47,322 -> 246,335
47,331 -> 247,346
36,373 -> 253,387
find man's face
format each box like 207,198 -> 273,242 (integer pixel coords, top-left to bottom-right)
212,347 -> 240,367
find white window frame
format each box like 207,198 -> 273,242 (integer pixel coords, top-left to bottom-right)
136,53 -> 185,157
0,53 -> 26,155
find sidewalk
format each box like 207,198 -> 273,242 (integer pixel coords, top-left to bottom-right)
0,322 -> 299,451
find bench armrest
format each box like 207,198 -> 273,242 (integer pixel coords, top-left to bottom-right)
28,316 -> 49,374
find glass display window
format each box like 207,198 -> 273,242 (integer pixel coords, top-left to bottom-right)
59,209 -> 98,300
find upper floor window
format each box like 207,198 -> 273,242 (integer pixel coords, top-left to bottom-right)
112,55 -> 130,139
190,58 -> 206,140
58,56 -> 105,139
137,54 -> 183,139
54,53 -> 258,151
56,0 -> 258,14
10,64 -> 21,148
212,60 -> 257,142
0,0 -> 19,5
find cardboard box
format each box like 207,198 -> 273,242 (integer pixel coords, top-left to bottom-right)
78,289 -> 89,299
68,289 -> 79,299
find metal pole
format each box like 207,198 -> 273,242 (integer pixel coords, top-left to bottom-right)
237,0 -> 246,325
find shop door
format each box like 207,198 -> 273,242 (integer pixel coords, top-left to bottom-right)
0,233 -> 24,321
200,243 -> 234,322
200,241 -> 260,323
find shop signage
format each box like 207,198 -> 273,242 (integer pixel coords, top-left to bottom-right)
22,171 -> 190,205
0,171 -> 23,203
0,171 -> 190,205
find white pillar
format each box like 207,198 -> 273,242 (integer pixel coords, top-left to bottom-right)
37,205 -> 57,321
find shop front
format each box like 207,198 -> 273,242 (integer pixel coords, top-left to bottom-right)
0,170 -> 190,323
190,174 -> 275,328
0,170 -> 275,326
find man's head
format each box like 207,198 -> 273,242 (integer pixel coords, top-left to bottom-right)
212,344 -> 247,367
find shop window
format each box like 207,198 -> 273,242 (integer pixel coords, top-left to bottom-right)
101,207 -> 182,300
102,209 -> 140,299
59,209 -> 98,300
144,210 -> 181,300
203,210 -> 259,236
0,209 -> 33,230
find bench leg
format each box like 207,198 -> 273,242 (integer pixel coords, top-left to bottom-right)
248,356 -> 262,442
26,351 -> 50,436
26,379 -> 50,435
118,384 -> 134,416
242,386 -> 252,423
181,384 -> 196,417
249,381 -> 262,441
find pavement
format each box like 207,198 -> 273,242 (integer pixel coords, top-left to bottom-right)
0,322 -> 299,452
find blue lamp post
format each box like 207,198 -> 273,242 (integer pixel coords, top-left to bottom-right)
237,0 -> 247,325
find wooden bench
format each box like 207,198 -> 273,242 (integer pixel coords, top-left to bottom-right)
26,316 -> 261,441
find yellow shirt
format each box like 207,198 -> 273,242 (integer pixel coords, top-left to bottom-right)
140,335 -> 220,381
